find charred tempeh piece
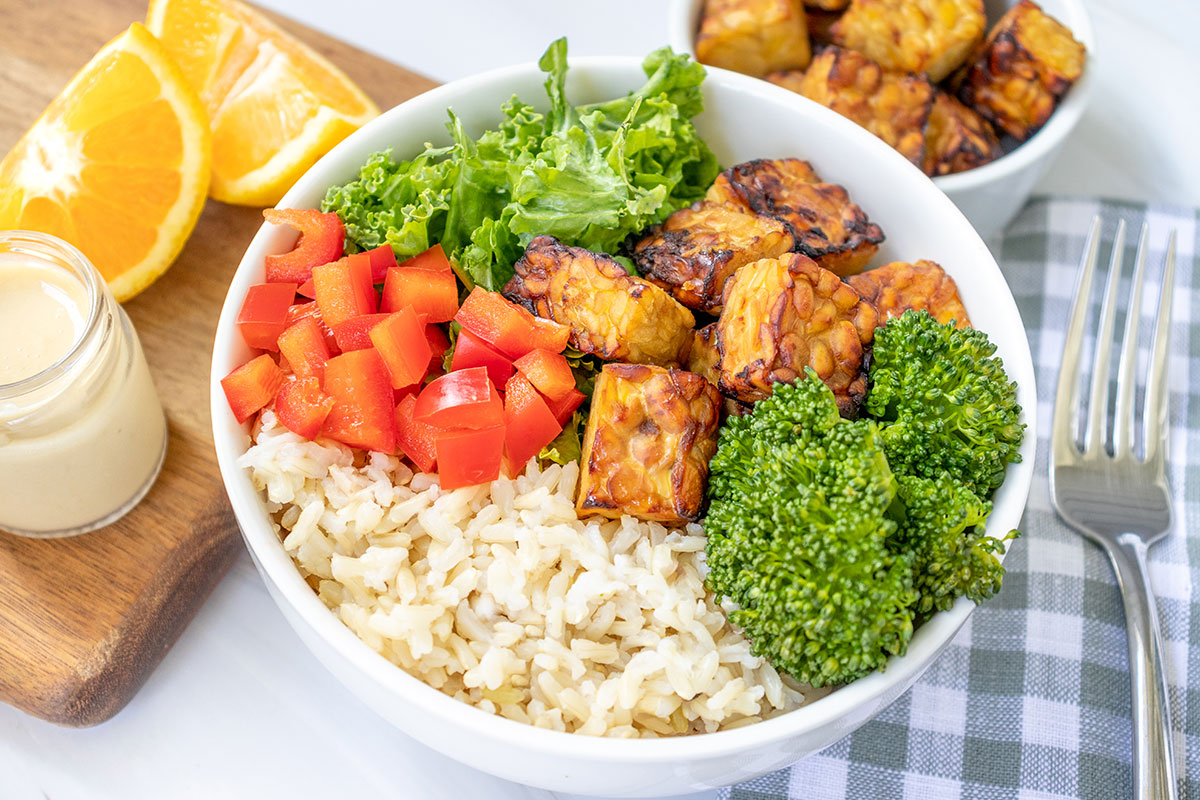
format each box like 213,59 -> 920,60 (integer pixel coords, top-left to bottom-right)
577,364 -> 722,524
706,158 -> 883,278
831,0 -> 986,83
847,259 -> 971,328
632,201 -> 794,313
695,0 -> 812,78
504,236 -> 695,367
716,252 -> 876,416
922,91 -> 1001,177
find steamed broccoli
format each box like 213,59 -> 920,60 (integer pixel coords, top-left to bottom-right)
705,373 -> 917,687
867,310 -> 1025,498
891,473 -> 1014,616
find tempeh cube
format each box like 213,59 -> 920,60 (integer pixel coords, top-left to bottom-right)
847,259 -> 971,328
954,0 -> 1085,141
577,364 -> 721,524
922,91 -> 1001,176
771,47 -> 934,167
695,0 -> 812,77
831,0 -> 986,82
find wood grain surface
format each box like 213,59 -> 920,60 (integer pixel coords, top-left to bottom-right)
0,0 -> 436,726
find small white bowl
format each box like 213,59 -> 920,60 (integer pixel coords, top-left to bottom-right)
669,0 -> 1096,238
211,58 -> 1037,796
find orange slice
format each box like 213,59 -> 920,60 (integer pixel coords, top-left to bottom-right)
0,23 -> 210,302
146,0 -> 380,206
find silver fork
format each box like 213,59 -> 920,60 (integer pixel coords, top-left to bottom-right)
1049,218 -> 1178,800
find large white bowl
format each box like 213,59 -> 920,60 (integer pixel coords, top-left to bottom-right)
669,0 -> 1096,238
211,58 -> 1037,797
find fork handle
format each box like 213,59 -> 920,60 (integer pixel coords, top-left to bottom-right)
1105,535 -> 1178,800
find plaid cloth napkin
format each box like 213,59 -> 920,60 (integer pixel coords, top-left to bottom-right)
720,197 -> 1199,800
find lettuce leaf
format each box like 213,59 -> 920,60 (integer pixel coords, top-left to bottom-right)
321,39 -> 717,291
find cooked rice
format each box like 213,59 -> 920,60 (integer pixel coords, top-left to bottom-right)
239,411 -> 816,736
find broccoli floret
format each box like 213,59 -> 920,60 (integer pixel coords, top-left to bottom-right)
705,373 -> 917,687
867,310 -> 1025,498
891,473 -> 1016,616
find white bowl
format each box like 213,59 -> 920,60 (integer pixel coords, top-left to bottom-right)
668,0 -> 1096,238
211,58 -> 1037,796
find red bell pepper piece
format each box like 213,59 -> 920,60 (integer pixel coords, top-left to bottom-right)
449,329 -> 515,389
365,245 -> 398,283
320,349 -> 396,453
435,425 -> 506,490
399,243 -> 453,274
413,366 -> 502,430
425,324 -> 451,369
454,288 -> 539,359
513,348 -> 575,402
543,387 -> 587,425
262,208 -> 345,284
529,317 -> 570,354
221,354 -> 284,423
502,374 -> 562,470
331,313 -> 391,352
236,282 -> 298,351
285,300 -> 340,355
277,316 -> 331,380
380,267 -> 459,323
296,279 -> 316,299
394,393 -> 438,473
370,308 -> 432,389
274,375 -> 336,439
312,252 -> 377,327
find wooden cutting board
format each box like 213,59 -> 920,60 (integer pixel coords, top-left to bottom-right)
0,0 -> 437,727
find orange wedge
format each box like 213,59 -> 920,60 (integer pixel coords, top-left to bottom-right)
146,0 -> 380,206
0,23 -> 210,302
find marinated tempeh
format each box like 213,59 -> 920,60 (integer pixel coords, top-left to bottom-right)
577,364 -> 722,524
706,157 -> 883,277
922,91 -> 1001,176
848,259 -> 971,328
831,0 -> 986,83
632,201 -> 795,313
954,0 -> 1086,141
695,0 -> 812,77
504,236 -> 696,367
770,47 -> 933,167
716,252 -> 876,415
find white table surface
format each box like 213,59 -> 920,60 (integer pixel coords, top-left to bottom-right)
4,2 -> 1199,799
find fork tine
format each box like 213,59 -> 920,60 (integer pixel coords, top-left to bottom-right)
1053,217 -> 1103,457
1143,231 -> 1178,465
1112,224 -> 1150,454
1083,220 -> 1126,456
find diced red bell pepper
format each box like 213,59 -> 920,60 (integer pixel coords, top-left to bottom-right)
370,308 -> 432,389
436,425 -> 506,490
263,208 -> 345,284
312,252 -> 377,327
425,324 -> 451,369
454,288 -> 539,359
450,329 -> 515,389
320,349 -> 396,453
380,267 -> 459,323
365,245 -> 398,283
286,301 -> 340,355
277,316 -> 331,380
221,354 -> 284,423
502,374 -> 562,470
513,348 -> 575,402
236,282 -> 298,351
399,243 -> 453,274
529,316 -> 571,354
544,387 -> 586,425
394,393 -> 438,473
274,375 -> 336,439
331,313 -> 391,352
413,366 -> 502,430
296,279 -> 316,299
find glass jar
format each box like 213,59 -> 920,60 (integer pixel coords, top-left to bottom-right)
0,230 -> 167,538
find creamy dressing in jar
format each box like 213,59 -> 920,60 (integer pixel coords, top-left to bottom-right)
0,231 -> 167,538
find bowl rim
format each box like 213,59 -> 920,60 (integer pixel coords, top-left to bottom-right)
665,0 -> 1097,192
210,54 -> 1038,762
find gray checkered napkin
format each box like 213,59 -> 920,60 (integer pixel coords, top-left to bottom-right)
720,197 -> 1200,800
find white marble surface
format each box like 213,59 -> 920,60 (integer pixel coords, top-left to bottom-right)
4,2 -> 1199,799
